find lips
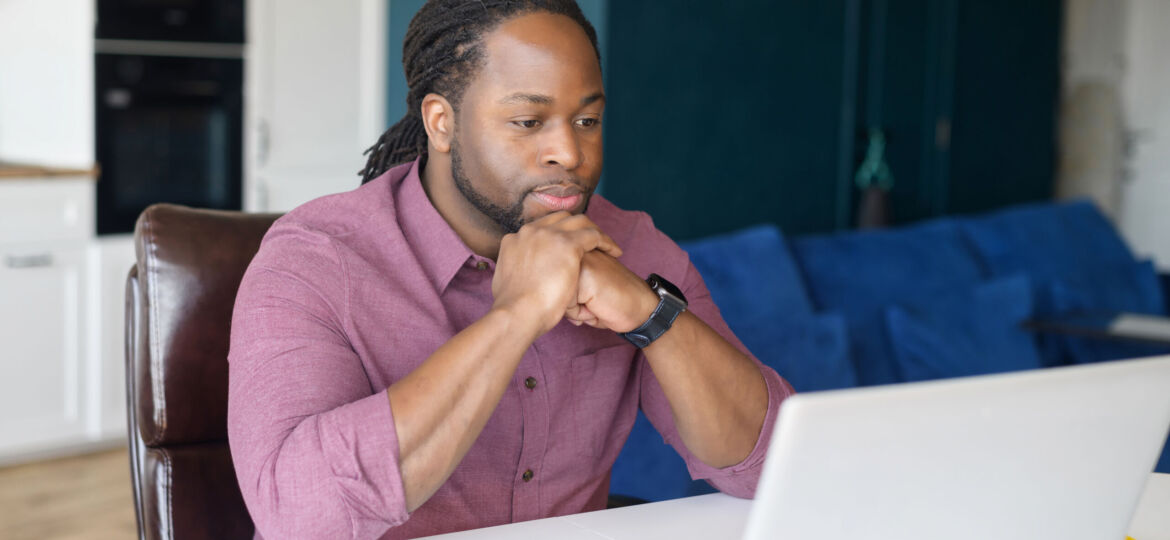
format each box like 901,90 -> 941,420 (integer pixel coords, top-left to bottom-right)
530,183 -> 585,211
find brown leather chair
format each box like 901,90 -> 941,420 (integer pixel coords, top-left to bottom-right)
126,203 -> 281,540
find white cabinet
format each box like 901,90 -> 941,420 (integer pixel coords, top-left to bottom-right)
0,177 -> 105,464
93,234 -> 136,441
245,0 -> 387,212
0,0 -> 94,169
0,242 -> 88,453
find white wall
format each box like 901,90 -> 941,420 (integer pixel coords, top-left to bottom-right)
1060,0 -> 1170,269
1118,0 -> 1170,269
1058,0 -> 1127,216
0,0 -> 94,168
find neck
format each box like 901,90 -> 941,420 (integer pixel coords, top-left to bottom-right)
420,154 -> 507,260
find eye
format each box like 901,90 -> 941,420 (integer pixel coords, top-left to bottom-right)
511,119 -> 541,129
575,117 -> 601,129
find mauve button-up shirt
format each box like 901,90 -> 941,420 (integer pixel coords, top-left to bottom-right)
227,159 -> 794,539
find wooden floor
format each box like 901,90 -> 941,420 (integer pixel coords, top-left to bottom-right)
0,448 -> 137,540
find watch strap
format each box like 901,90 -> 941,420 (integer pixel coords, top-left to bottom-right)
620,277 -> 687,348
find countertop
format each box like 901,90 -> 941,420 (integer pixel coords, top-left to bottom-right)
0,161 -> 99,180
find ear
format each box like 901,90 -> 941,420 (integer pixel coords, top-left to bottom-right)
421,93 -> 455,154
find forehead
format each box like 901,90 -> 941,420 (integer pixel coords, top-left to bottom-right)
470,12 -> 603,104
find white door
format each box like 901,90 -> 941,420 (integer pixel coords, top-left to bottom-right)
246,0 -> 387,213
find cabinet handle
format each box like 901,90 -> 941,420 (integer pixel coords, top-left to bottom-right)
5,253 -> 54,269
257,119 -> 270,167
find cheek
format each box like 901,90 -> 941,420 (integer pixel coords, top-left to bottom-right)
582,135 -> 604,176
472,131 -> 535,190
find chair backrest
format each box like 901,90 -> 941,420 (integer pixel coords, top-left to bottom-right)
126,203 -> 281,540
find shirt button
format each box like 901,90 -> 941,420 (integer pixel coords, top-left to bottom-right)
522,469 -> 534,482
524,377 -> 537,390
476,261 -> 488,271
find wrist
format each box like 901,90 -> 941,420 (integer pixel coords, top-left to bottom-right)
618,273 -> 688,348
623,284 -> 661,333
488,302 -> 548,343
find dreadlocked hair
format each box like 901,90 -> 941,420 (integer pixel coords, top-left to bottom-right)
358,0 -> 601,184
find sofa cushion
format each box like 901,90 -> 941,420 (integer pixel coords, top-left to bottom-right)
1048,259 -> 1170,364
681,224 -> 813,330
792,219 -> 986,385
960,200 -> 1148,367
960,199 -> 1135,280
731,313 -> 856,392
609,410 -> 716,502
885,275 -> 1042,382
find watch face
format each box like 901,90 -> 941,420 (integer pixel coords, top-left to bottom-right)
648,273 -> 687,304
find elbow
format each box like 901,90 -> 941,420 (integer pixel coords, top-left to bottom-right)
240,464 -> 401,540
231,432 -> 404,539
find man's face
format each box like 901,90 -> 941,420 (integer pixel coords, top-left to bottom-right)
449,12 -> 605,234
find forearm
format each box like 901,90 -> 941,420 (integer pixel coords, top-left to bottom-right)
388,306 -> 540,512
642,310 -> 769,468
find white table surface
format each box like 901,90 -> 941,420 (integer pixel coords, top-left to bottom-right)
422,473 -> 1170,540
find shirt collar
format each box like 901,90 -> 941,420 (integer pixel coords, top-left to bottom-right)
394,158 -> 481,293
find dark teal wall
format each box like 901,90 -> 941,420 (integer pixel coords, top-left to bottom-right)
602,0 -> 1061,241
386,0 -> 427,127
603,1 -> 859,239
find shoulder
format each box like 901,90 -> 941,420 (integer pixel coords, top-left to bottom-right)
276,176 -> 395,239
250,169 -> 405,277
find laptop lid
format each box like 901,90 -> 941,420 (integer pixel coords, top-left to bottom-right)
744,355 -> 1170,540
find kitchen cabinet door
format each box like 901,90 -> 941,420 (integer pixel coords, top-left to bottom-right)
0,241 -> 90,460
246,0 -> 387,212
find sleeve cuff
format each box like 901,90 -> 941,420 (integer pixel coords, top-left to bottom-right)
318,390 -> 411,531
682,365 -> 793,493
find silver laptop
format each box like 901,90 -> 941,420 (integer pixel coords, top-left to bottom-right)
744,355 -> 1170,540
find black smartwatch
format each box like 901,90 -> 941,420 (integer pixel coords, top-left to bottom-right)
620,273 -> 688,348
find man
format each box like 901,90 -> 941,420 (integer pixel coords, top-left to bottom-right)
227,1 -> 793,538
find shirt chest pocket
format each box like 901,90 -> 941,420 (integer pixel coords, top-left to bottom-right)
561,344 -> 641,464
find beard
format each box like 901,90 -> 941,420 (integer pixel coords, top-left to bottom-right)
451,140 -> 527,234
450,138 -> 592,235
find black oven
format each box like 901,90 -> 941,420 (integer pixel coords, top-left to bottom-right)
95,52 -> 243,234
97,0 -> 245,43
94,0 -> 245,235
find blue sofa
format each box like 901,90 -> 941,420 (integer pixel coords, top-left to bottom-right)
610,200 -> 1170,503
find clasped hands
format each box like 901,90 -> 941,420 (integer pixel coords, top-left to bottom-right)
490,211 -> 661,338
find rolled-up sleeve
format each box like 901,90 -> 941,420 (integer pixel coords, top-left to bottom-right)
637,258 -> 795,499
227,222 -> 409,539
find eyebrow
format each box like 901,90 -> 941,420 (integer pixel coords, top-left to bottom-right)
580,92 -> 605,106
500,93 -> 554,106
498,92 -> 606,107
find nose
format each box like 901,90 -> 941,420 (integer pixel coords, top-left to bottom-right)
538,120 -> 583,171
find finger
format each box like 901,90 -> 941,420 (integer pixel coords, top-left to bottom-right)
574,304 -> 597,322
549,215 -> 623,258
571,227 -> 623,259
